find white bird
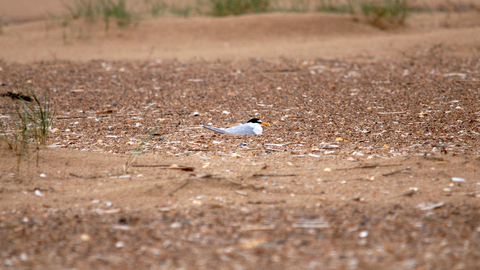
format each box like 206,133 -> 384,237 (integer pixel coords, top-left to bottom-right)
202,118 -> 270,135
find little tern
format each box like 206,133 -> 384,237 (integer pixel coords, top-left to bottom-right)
202,118 -> 270,135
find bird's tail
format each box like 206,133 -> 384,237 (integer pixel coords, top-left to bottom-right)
202,125 -> 228,134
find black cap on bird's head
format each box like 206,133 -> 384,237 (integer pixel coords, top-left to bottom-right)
247,118 -> 262,123
247,118 -> 270,126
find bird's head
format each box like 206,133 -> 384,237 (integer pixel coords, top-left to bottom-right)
247,118 -> 270,126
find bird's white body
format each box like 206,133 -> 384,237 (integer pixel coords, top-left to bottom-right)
202,122 -> 264,135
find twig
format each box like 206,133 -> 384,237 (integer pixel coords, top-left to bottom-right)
423,155 -> 444,161
395,190 -> 416,197
202,176 -> 247,188
219,178 -> 243,186
211,177 -> 264,190
240,225 -> 276,231
344,178 -> 369,182
252,173 -> 297,177
168,178 -> 193,196
132,164 -> 194,171
168,174 -> 264,196
69,173 -> 84,178
378,111 -> 406,115
248,200 -> 286,205
238,184 -> 265,191
264,68 -> 301,73
382,167 -> 411,176
56,115 -> 109,119
456,80 -> 480,83
286,141 -> 305,145
335,163 -> 401,170
235,190 -> 248,196
197,173 -> 220,179
292,222 -> 330,229
95,110 -> 114,114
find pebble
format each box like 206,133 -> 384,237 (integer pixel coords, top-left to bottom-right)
452,177 -> 466,183
80,234 -> 91,242
19,253 -> 27,261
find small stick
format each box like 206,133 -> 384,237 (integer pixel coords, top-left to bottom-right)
56,115 -> 110,120
204,176 -> 246,187
395,190 -> 416,197
240,225 -> 276,231
378,111 -> 406,115
336,163 -> 401,170
423,155 -> 444,161
56,116 -> 88,119
252,173 -> 297,177
95,110 -> 114,114
131,164 -> 191,168
132,164 -> 194,171
235,190 -> 248,196
168,178 -> 193,196
456,80 -> 480,83
350,163 -> 379,169
382,167 -> 411,176
220,178 -> 243,186
285,141 -> 305,145
238,184 -> 265,191
344,178 -> 369,182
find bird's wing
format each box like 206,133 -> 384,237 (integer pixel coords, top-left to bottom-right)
224,124 -> 256,135
252,124 -> 263,135
202,125 -> 229,134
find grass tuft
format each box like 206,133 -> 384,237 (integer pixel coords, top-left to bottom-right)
169,3 -> 194,17
102,0 -> 134,28
63,0 -> 101,21
316,0 -> 350,13
286,0 -> 310,13
210,0 -> 270,16
359,0 -> 409,29
144,0 -> 168,17
63,0 -> 138,32
57,0 -> 412,40
124,125 -> 159,174
1,86 -> 55,173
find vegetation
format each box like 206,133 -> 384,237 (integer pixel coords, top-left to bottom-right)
145,0 -> 168,17
124,125 -> 159,174
169,2 -> 194,17
58,0 -> 411,39
0,87 -> 54,173
359,0 -> 409,29
209,0 -> 270,16
316,0 -> 350,13
286,0 -> 310,13
63,0 -> 138,31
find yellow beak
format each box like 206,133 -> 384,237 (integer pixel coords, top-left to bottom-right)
261,122 -> 270,126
